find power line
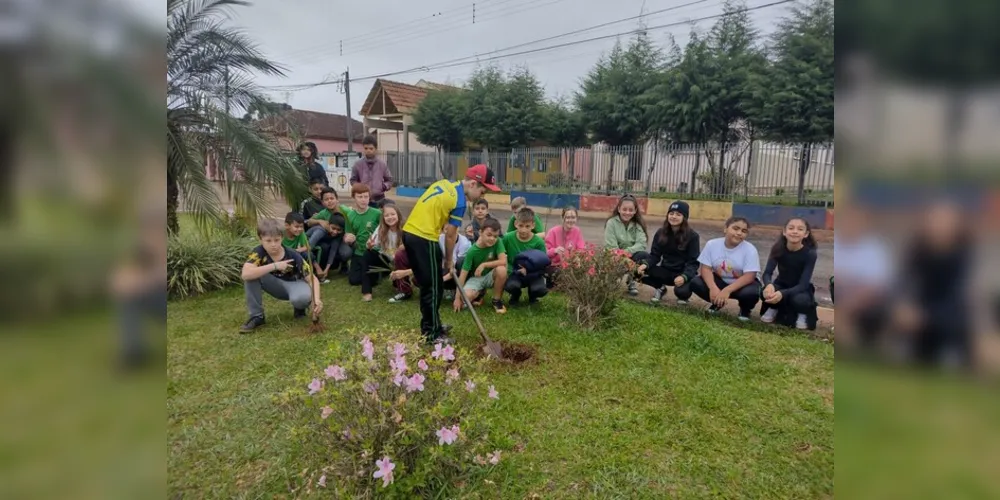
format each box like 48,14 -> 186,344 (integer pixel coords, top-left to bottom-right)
277,0 -> 532,63
263,0 -> 791,92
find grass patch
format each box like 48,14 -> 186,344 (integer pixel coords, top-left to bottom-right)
168,281 -> 833,498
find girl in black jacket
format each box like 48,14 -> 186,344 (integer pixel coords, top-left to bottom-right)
760,217 -> 818,329
639,201 -> 700,304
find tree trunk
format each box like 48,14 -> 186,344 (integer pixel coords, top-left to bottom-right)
605,148 -> 616,195
644,140 -> 659,195
690,148 -> 702,196
797,143 -> 813,206
944,88 -> 966,174
168,170 -> 180,235
715,141 -> 727,196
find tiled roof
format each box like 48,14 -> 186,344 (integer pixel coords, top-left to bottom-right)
258,109 -> 364,142
360,79 -> 464,116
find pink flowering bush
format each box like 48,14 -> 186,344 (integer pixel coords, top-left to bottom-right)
554,245 -> 637,329
296,328 -> 507,497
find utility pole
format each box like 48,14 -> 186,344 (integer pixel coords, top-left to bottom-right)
223,64 -> 230,115
343,68 -> 354,153
472,3 -> 476,23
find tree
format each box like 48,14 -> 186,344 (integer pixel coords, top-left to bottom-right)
543,100 -> 588,148
749,0 -> 834,204
576,32 -> 662,192
241,100 -> 291,122
412,88 -> 467,177
463,65 -> 547,153
167,0 -> 302,234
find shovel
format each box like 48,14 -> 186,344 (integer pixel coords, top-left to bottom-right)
452,263 -> 504,360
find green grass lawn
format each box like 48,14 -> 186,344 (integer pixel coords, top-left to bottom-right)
168,282 -> 834,498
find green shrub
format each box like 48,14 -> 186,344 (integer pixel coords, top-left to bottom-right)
168,232 -> 254,299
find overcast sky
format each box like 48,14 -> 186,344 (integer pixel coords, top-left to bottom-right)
230,0 -> 788,116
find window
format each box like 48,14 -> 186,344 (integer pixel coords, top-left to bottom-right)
535,158 -> 548,173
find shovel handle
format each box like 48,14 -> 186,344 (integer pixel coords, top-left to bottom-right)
452,263 -> 491,344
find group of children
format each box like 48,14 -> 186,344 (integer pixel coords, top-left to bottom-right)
240,189 -> 821,333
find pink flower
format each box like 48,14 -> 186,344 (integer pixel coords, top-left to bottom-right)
405,373 -> 426,393
363,381 -> 379,394
587,267 -> 596,276
436,425 -> 459,445
465,380 -> 476,392
392,373 -> 405,387
488,385 -> 499,400
324,364 -> 347,381
308,378 -> 323,395
360,336 -> 374,361
373,456 -> 395,487
321,405 -> 334,419
317,474 -> 326,487
431,343 -> 445,359
474,455 -> 486,465
417,359 -> 429,371
390,356 -> 407,375
488,450 -> 501,465
393,343 -> 407,358
441,345 -> 456,362
446,368 -> 459,384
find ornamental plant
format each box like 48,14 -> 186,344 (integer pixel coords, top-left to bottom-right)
554,245 -> 637,329
297,328 -> 506,497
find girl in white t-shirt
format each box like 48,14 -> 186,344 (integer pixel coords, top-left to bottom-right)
689,216 -> 762,320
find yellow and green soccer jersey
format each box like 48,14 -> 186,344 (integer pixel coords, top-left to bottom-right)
403,180 -> 467,241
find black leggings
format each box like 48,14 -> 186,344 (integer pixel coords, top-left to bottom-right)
505,273 -> 548,302
355,250 -> 394,294
689,274 -> 761,315
641,266 -> 693,300
762,282 -> 815,315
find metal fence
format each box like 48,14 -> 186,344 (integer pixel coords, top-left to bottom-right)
373,141 -> 835,207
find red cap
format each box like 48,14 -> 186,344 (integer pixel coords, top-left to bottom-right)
465,164 -> 500,191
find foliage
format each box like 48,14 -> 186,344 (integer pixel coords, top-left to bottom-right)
696,165 -> 745,196
297,329 -> 505,497
463,66 -> 547,150
576,33 -> 663,147
167,230 -> 254,299
167,0 -> 304,235
748,0 -> 834,145
542,100 -> 588,147
554,246 -> 637,329
411,89 -> 468,152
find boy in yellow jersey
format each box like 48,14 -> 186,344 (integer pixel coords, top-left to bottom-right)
402,164 -> 500,343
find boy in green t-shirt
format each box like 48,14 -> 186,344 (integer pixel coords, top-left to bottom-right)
306,188 -> 352,280
454,217 -> 508,314
506,196 -> 544,236
502,208 -> 549,304
343,183 -> 383,287
282,212 -> 308,258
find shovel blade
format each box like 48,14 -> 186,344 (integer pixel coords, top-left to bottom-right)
484,341 -> 504,360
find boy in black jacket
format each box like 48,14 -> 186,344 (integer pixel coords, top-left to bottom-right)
639,201 -> 700,304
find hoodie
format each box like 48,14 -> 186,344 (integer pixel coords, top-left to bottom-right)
648,228 -> 701,282
603,217 -> 647,254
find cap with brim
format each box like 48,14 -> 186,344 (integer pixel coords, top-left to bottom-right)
465,164 -> 500,191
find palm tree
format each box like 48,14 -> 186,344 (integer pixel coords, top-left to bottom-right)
168,0 -> 304,234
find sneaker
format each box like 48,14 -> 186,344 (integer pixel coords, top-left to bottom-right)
239,315 -> 266,333
439,324 -> 453,336
706,305 -> 721,313
761,308 -> 778,323
388,292 -> 411,303
508,295 -> 521,306
795,314 -> 808,330
362,294 -> 373,302
321,279 -> 331,285
443,290 -> 455,302
492,299 -> 507,314
471,292 -> 485,307
293,308 -> 306,319
738,308 -> 752,321
676,299 -> 688,305
651,287 -> 664,303
628,280 -> 639,296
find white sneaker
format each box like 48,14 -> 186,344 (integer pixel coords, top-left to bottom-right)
795,314 -> 808,330
651,287 -> 664,303
628,280 -> 639,296
761,308 -> 778,323
676,299 -> 688,305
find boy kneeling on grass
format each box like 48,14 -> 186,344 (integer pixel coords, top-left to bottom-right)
282,212 -> 309,259
454,217 -> 508,314
502,208 -> 550,305
240,219 -> 323,333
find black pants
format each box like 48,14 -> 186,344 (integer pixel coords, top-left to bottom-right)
403,232 -> 445,339
631,251 -> 650,276
505,273 -> 548,302
358,250 -> 393,294
762,282 -> 815,314
317,236 -> 352,270
689,274 -> 761,315
641,267 -> 694,300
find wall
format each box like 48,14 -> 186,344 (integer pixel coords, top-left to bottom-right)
375,130 -> 436,153
277,136 -> 363,155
